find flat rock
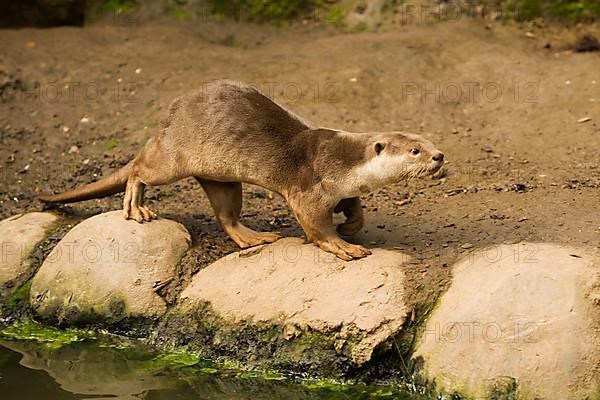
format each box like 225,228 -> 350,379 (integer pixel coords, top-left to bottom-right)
30,211 -> 191,325
0,212 -> 58,300
414,243 -> 600,399
170,237 -> 409,369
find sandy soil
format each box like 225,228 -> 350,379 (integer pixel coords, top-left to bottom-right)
0,17 -> 598,311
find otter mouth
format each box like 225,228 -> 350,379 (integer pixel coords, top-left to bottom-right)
412,162 -> 444,178
429,162 -> 444,173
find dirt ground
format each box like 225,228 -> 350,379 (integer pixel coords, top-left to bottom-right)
0,16 -> 598,312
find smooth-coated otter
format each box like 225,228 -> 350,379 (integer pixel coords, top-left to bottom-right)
40,80 -> 445,261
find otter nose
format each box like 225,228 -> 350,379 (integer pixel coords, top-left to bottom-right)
432,152 -> 444,162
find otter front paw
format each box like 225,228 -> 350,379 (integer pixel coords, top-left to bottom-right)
314,237 -> 371,261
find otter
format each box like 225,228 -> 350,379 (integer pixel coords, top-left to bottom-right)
39,80 -> 444,261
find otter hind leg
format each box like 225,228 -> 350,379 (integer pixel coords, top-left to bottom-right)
123,179 -> 158,223
289,194 -> 371,261
197,178 -> 281,248
334,197 -> 364,237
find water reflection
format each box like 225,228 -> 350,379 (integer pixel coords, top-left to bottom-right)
0,339 -> 419,400
0,339 -> 172,400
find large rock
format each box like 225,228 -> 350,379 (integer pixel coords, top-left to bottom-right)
158,238 -> 409,376
30,211 -> 191,325
414,243 -> 600,399
0,212 -> 58,301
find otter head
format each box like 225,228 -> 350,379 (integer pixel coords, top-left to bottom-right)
355,132 -> 444,192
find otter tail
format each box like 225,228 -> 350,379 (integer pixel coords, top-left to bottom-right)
39,163 -> 133,204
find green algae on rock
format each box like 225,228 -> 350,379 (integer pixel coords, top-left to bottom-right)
0,319 -> 96,350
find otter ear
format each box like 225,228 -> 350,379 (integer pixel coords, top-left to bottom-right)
374,142 -> 386,155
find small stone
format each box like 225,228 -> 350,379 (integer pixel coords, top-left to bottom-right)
68,145 -> 78,154
62,126 -> 70,133
577,117 -> 591,123
572,33 -> 600,52
80,117 -> 90,123
461,243 -> 474,249
135,68 -> 142,74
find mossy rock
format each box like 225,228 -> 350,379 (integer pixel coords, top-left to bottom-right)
29,211 -> 191,328
0,212 -> 59,306
154,238 -> 412,378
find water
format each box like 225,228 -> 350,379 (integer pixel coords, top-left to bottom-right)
0,339 -> 425,400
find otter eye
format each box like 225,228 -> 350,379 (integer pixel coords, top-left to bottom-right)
374,142 -> 385,155
410,148 -> 420,156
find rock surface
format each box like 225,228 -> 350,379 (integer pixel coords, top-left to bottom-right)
0,212 -> 58,300
30,211 -> 191,325
414,243 -> 600,399
162,237 -> 409,373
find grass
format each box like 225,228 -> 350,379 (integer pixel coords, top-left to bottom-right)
500,0 -> 600,21
98,0 -> 140,15
104,139 -> 119,150
208,0 -> 317,22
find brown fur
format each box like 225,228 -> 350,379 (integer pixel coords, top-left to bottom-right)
40,80 -> 444,260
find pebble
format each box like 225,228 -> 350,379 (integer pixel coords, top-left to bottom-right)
577,117 -> 591,123
68,145 -> 79,153
461,243 -> 474,249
